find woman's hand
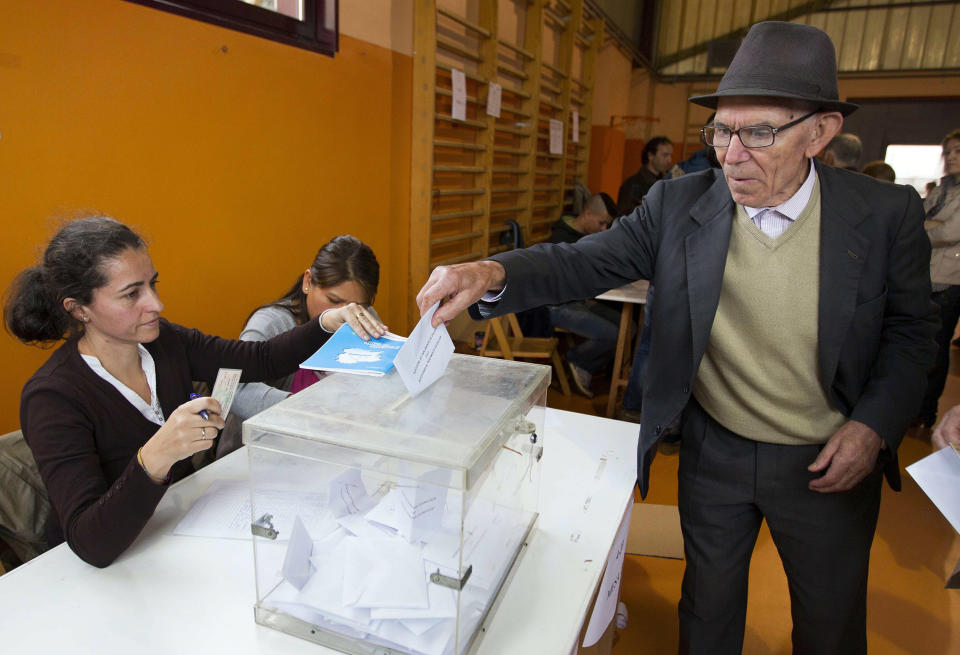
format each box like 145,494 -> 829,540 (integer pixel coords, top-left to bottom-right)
139,396 -> 224,481
320,303 -> 388,341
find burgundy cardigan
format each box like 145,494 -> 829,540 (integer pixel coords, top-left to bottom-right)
20,318 -> 328,567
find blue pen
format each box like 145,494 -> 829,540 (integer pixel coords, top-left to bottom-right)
189,392 -> 210,420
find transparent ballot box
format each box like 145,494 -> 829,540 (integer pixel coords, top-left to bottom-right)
242,354 -> 549,655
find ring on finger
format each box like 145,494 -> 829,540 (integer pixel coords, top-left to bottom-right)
201,427 -> 207,439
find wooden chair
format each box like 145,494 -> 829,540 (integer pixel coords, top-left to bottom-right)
479,313 -> 572,396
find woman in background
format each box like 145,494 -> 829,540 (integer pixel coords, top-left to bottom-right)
4,217 -> 363,567
917,129 -> 960,434
222,235 -> 385,455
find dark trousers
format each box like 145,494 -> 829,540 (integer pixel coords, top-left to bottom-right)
677,400 -> 882,655
918,285 -> 960,426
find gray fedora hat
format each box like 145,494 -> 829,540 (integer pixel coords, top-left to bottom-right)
689,21 -> 858,116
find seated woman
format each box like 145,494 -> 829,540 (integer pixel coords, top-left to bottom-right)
220,235 -> 385,455
3,217 -> 379,568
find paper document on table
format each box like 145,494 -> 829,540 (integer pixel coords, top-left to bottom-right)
211,368 -> 242,418
172,479 -> 333,540
906,444 -> 960,534
582,502 -> 631,647
394,301 -> 454,397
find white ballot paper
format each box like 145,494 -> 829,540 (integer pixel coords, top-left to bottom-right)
394,301 -> 454,397
582,502 -> 631,647
342,537 -> 429,609
328,468 -> 375,518
906,444 -> 960,533
486,81 -> 502,118
211,367 -> 242,418
451,68 -> 466,121
282,516 -> 315,590
549,118 -> 563,155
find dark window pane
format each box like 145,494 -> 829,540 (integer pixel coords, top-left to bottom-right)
124,0 -> 338,56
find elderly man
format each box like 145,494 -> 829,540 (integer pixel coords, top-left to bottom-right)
417,21 -> 937,655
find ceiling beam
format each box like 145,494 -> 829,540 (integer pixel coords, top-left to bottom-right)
656,0 -> 835,70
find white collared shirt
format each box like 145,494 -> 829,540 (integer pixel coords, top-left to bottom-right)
744,158 -> 818,238
81,344 -> 165,425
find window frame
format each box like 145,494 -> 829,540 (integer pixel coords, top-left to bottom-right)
124,0 -> 338,57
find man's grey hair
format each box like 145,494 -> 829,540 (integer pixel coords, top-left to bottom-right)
825,133 -> 863,169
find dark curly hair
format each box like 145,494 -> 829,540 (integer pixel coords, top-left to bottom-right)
4,217 -> 146,345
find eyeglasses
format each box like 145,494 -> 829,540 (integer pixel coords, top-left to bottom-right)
701,110 -> 818,149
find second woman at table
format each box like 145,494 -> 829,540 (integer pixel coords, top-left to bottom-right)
219,235 -> 385,454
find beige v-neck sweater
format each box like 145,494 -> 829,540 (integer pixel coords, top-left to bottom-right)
693,179 -> 846,444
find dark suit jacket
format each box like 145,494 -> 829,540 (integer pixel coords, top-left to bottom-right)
476,165 -> 938,496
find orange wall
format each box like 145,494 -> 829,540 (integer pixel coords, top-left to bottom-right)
588,126 -> 626,199
0,2 -> 412,433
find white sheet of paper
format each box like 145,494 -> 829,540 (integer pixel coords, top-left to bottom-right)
211,368 -> 242,418
370,616 -> 456,655
486,82 -> 501,118
582,502 -> 631,646
328,468 -> 374,518
451,69 -> 466,121
297,532 -> 373,629
370,562 -> 457,620
399,617 -> 445,636
376,621 -> 457,655
337,512 -> 396,539
549,118 -> 563,155
364,487 -> 403,532
172,479 -> 333,541
394,301 -> 454,397
572,110 -> 580,143
281,516 -> 315,590
906,445 -> 960,533
342,537 -> 429,609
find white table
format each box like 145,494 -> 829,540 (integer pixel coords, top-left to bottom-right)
0,408 -> 638,655
596,280 -> 649,418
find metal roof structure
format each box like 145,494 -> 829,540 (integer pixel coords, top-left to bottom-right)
653,0 -> 960,78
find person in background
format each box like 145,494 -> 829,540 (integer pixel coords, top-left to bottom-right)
415,22 -> 937,653
926,180 -> 938,197
3,217 -> 363,567
916,129 -> 960,436
546,194 -> 619,396
617,136 -> 673,216
221,236 -> 385,455
861,160 -> 897,183
821,132 -> 862,170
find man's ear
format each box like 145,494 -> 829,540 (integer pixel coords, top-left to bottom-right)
806,113 -> 843,158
